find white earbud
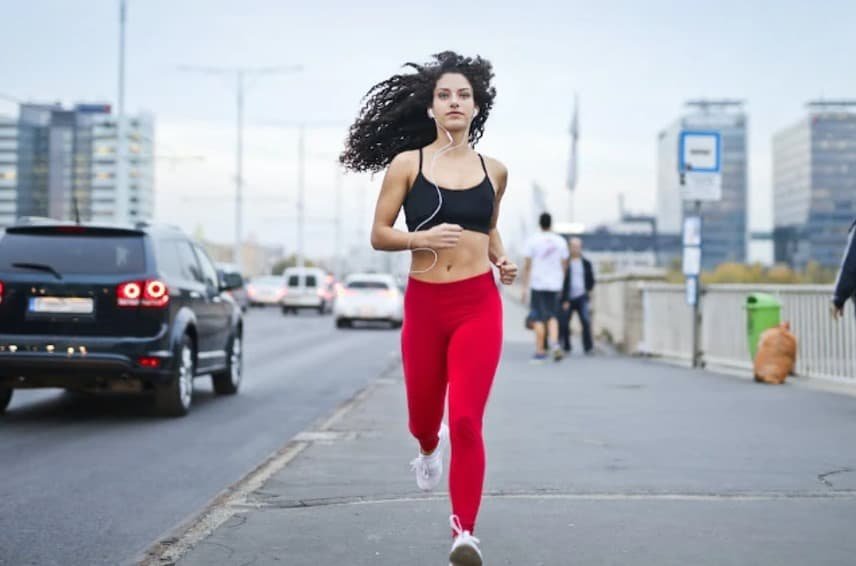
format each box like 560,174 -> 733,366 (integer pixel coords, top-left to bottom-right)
473,108 -> 479,118
427,108 -> 434,119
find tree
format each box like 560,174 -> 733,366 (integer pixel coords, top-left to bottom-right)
271,255 -> 319,275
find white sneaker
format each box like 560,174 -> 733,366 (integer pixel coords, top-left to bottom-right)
449,515 -> 483,566
409,423 -> 448,491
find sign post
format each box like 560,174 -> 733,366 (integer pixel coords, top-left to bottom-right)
683,208 -> 703,368
679,130 -> 722,369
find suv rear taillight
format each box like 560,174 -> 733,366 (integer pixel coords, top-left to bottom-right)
117,279 -> 169,308
0,280 -> 4,304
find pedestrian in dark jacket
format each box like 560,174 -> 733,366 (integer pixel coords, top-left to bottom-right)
832,219 -> 856,320
559,237 -> 596,353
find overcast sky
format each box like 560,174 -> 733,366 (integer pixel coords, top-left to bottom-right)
3,0 -> 854,259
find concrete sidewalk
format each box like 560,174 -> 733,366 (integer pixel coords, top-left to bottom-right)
169,295 -> 856,565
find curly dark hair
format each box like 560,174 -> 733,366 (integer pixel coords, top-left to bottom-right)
339,51 -> 497,173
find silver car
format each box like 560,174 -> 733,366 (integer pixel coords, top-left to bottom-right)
334,273 -> 403,329
247,275 -> 286,307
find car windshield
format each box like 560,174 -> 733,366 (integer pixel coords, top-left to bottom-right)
346,280 -> 390,290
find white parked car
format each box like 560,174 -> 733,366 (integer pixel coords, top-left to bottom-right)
247,275 -> 286,307
334,273 -> 403,329
281,267 -> 333,315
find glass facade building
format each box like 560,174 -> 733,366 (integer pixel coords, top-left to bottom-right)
0,116 -> 17,226
773,108 -> 856,268
12,103 -> 154,227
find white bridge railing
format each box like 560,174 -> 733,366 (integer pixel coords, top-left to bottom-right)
593,275 -> 856,382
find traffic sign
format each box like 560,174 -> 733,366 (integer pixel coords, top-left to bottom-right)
682,246 -> 701,276
683,216 -> 702,247
686,276 -> 699,306
678,131 -> 722,202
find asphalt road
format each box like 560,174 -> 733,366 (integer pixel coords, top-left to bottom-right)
0,307 -> 400,566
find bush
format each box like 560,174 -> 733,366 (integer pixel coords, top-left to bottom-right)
666,261 -> 835,285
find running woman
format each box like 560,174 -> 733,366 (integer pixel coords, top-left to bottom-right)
340,51 -> 517,566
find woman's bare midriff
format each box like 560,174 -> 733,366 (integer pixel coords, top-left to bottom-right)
409,230 -> 492,283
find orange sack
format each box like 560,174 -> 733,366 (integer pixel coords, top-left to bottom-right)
753,322 -> 798,385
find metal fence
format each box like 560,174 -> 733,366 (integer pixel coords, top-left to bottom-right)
636,283 -> 856,382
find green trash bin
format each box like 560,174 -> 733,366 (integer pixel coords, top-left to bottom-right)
746,293 -> 781,361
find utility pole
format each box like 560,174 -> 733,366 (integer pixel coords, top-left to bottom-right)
297,124 -> 305,269
178,64 -> 302,269
116,0 -> 128,225
334,160 -> 344,279
250,119 -> 346,272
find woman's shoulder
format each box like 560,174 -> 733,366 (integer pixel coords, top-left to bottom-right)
387,150 -> 421,185
478,153 -> 507,173
390,149 -> 420,169
478,153 -> 508,189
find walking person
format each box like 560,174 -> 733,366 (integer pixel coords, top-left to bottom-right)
560,237 -> 596,354
341,51 -> 517,566
520,212 -> 569,363
832,218 -> 856,320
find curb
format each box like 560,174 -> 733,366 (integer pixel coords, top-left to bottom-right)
134,352 -> 402,566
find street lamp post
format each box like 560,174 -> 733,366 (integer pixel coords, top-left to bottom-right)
177,64 -> 302,269
297,124 -> 305,269
251,120 -> 346,273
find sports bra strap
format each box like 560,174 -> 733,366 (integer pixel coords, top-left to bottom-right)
478,153 -> 488,175
418,147 -> 423,173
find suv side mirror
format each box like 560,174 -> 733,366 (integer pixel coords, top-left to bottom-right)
218,270 -> 243,292
217,269 -> 228,291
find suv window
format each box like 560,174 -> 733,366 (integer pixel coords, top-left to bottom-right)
155,239 -> 184,280
223,272 -> 243,288
287,275 -> 300,287
193,245 -> 219,289
0,232 -> 145,275
176,241 -> 204,283
305,275 -> 317,287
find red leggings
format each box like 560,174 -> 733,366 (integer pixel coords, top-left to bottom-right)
401,271 -> 503,534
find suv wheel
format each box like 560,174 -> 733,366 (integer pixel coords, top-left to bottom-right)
212,333 -> 242,395
155,335 -> 195,417
0,386 -> 12,414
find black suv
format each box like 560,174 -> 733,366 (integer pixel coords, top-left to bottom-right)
0,221 -> 243,417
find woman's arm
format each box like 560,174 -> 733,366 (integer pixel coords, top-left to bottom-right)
487,159 -> 509,263
486,158 -> 518,286
370,152 -> 423,251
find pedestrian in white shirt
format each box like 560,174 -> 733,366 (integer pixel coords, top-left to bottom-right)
521,212 -> 569,363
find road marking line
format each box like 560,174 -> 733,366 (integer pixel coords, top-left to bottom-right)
245,489 -> 856,510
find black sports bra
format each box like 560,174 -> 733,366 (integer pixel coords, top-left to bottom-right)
403,148 -> 495,235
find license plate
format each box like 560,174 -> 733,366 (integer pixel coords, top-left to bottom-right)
29,297 -> 94,314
